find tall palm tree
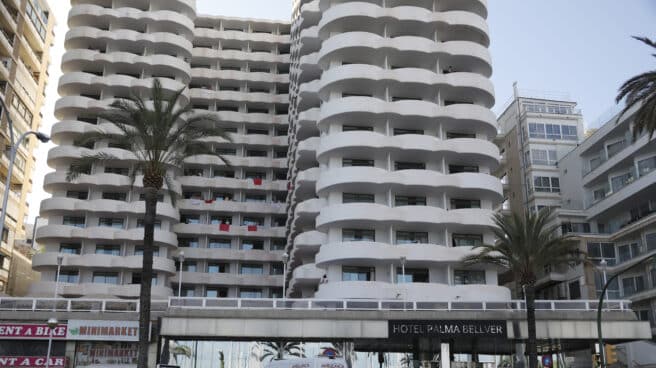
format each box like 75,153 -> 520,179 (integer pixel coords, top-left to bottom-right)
461,209 -> 582,368
616,36 -> 656,139
66,79 -> 228,367
257,341 -> 306,361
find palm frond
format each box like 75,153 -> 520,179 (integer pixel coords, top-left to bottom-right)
66,152 -> 119,181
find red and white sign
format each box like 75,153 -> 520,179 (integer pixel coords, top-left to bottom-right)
0,356 -> 66,368
0,324 -> 67,340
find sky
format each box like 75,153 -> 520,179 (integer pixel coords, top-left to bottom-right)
28,0 -> 655,222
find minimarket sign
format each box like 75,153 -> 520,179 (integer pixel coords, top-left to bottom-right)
66,320 -> 139,341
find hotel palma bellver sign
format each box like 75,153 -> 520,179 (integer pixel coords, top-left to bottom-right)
389,320 -> 507,338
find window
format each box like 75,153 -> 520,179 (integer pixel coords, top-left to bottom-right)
394,128 -> 423,135
271,239 -> 285,251
208,263 -> 229,273
241,239 -> 264,250
272,216 -> 287,227
561,125 -> 578,140
618,243 -> 641,263
274,170 -> 287,181
343,158 -> 374,167
246,150 -> 268,157
240,264 -> 264,275
59,270 -> 79,284
105,167 -> 129,176
560,222 -> 591,234
214,170 -> 235,178
242,217 -> 264,226
528,123 -> 546,139
59,243 -> 81,254
638,156 -> 656,177
215,147 -> 237,155
138,193 -> 164,202
453,234 -> 483,247
545,124 -> 561,139
239,288 -> 263,298
270,263 -> 284,275
610,171 -> 633,192
98,217 -> 124,228
134,246 -> 159,257
594,273 -> 620,299
274,149 -> 288,159
272,192 -> 287,203
343,125 -> 373,132
395,162 -> 425,170
181,214 -> 201,224
587,242 -> 616,266
446,132 -> 476,139
182,262 -> 197,272
396,231 -> 428,244
244,171 -> 265,180
395,196 -> 426,206
449,165 -> 479,173
179,238 -> 199,248
275,127 -> 288,136
63,216 -> 85,228
131,273 -> 157,286
92,272 -> 119,284
342,266 -> 375,281
342,229 -> 375,242
530,149 -> 557,166
533,176 -> 560,193
25,1 -> 48,40
95,244 -> 121,256
450,199 -> 481,209
207,288 -> 229,298
136,219 -> 162,229
622,275 -> 645,296
247,128 -> 269,135
568,280 -> 581,299
183,168 -> 204,177
102,192 -> 127,201
66,191 -> 88,200
647,233 -> 656,251
209,238 -> 231,249
454,270 -> 486,285
606,140 -> 626,158
210,215 -> 232,225
397,268 -> 429,283
244,194 -> 266,203
343,193 -> 375,203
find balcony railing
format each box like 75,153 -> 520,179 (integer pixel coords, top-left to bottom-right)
0,297 -> 633,313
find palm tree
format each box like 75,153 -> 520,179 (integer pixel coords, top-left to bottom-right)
169,340 -> 193,365
257,341 -> 306,361
461,209 -> 582,368
66,79 -> 228,367
616,36 -> 656,139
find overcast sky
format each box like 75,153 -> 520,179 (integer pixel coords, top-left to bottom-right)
29,0 -> 655,221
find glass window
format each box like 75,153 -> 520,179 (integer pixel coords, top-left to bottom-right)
454,270 -> 486,285
59,243 -> 81,254
134,246 -> 159,257
95,244 -> 121,256
545,124 -> 561,139
449,165 -> 479,173
450,199 -> 481,209
66,191 -> 88,200
561,125 -> 578,140
587,242 -> 616,266
606,140 -> 626,158
271,239 -> 286,251
246,150 -> 268,157
179,238 -> 199,248
446,132 -> 476,139
242,217 -> 264,226
342,266 -> 375,281
209,238 -> 232,249
102,192 -> 127,201
393,128 -> 423,135
396,231 -> 428,244
270,263 -> 284,275
92,272 -> 119,284
343,193 -> 375,203
105,167 -> 129,176
342,229 -> 375,242
244,171 -> 265,179
182,262 -> 197,272
343,125 -> 373,132
210,215 -> 232,225
622,275 -> 645,296
63,216 -> 85,228
136,219 -> 161,229
646,233 -> 656,251
397,268 -> 429,283
130,273 -> 157,285
453,234 -> 483,247
208,263 -> 228,273
343,158 -> 374,167
395,162 -> 425,170
528,123 -> 546,139
638,156 -> 656,177
610,171 -> 634,192
244,194 -> 266,203
181,214 -> 201,224
241,239 -> 264,250
239,288 -> 262,298
395,196 -> 426,206
59,270 -> 79,284
98,218 -> 124,228
207,288 -> 229,298
240,264 -> 263,275
533,176 -> 560,193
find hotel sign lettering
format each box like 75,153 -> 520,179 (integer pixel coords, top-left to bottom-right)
389,320 -> 507,338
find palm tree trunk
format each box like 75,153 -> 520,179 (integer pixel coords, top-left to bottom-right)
137,187 -> 158,368
525,283 -> 538,368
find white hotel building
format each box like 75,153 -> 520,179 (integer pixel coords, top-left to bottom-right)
31,0 -> 509,302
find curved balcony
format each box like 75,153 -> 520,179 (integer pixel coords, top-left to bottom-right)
316,133 -> 499,168
317,97 -> 497,139
178,176 -> 286,192
32,253 -> 176,274
289,263 -> 323,291
39,198 -> 179,221
316,167 -> 503,201
36,225 -> 178,248
65,27 -> 192,58
61,50 -> 190,80
318,4 -> 489,46
318,32 -> 491,77
193,28 -> 290,45
178,248 -> 283,263
314,281 -> 510,302
177,271 -> 282,288
190,89 -> 289,105
319,65 -> 494,107
47,146 -> 138,167
316,204 -> 495,230
184,155 -> 287,169
173,223 -> 286,238
206,111 -> 288,126
191,68 -> 289,84
315,241 -> 479,267
58,73 -> 187,102
177,199 -> 287,215
54,95 -> 110,120
69,4 -> 194,36
29,281 -> 172,299
43,172 -> 182,194
192,48 -> 290,64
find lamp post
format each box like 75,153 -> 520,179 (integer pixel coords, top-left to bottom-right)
0,130 -> 50,240
597,254 -> 656,367
282,252 -> 289,300
54,254 -> 63,302
30,215 -> 39,250
599,259 -> 608,304
400,256 -> 407,310
177,251 -> 184,299
44,317 -> 58,368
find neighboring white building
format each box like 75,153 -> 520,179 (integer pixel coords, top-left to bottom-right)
30,1 -> 292,299
284,0 -> 509,301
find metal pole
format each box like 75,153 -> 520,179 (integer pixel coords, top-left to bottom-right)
30,216 -> 39,250
45,328 -> 53,368
178,251 -> 184,299
401,256 -> 406,311
282,252 -> 289,299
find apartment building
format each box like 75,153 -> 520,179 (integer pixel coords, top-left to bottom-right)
30,0 -> 291,299
0,0 -> 54,294
284,0 -> 510,301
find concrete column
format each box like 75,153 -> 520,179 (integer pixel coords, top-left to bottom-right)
148,342 -> 159,368
440,343 -> 451,368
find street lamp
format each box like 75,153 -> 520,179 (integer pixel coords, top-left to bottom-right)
282,252 -> 289,299
177,251 -> 184,300
30,215 -> 40,250
44,317 -> 58,368
599,259 -> 608,304
400,256 -> 407,310
54,254 -> 63,303
0,129 -> 50,241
